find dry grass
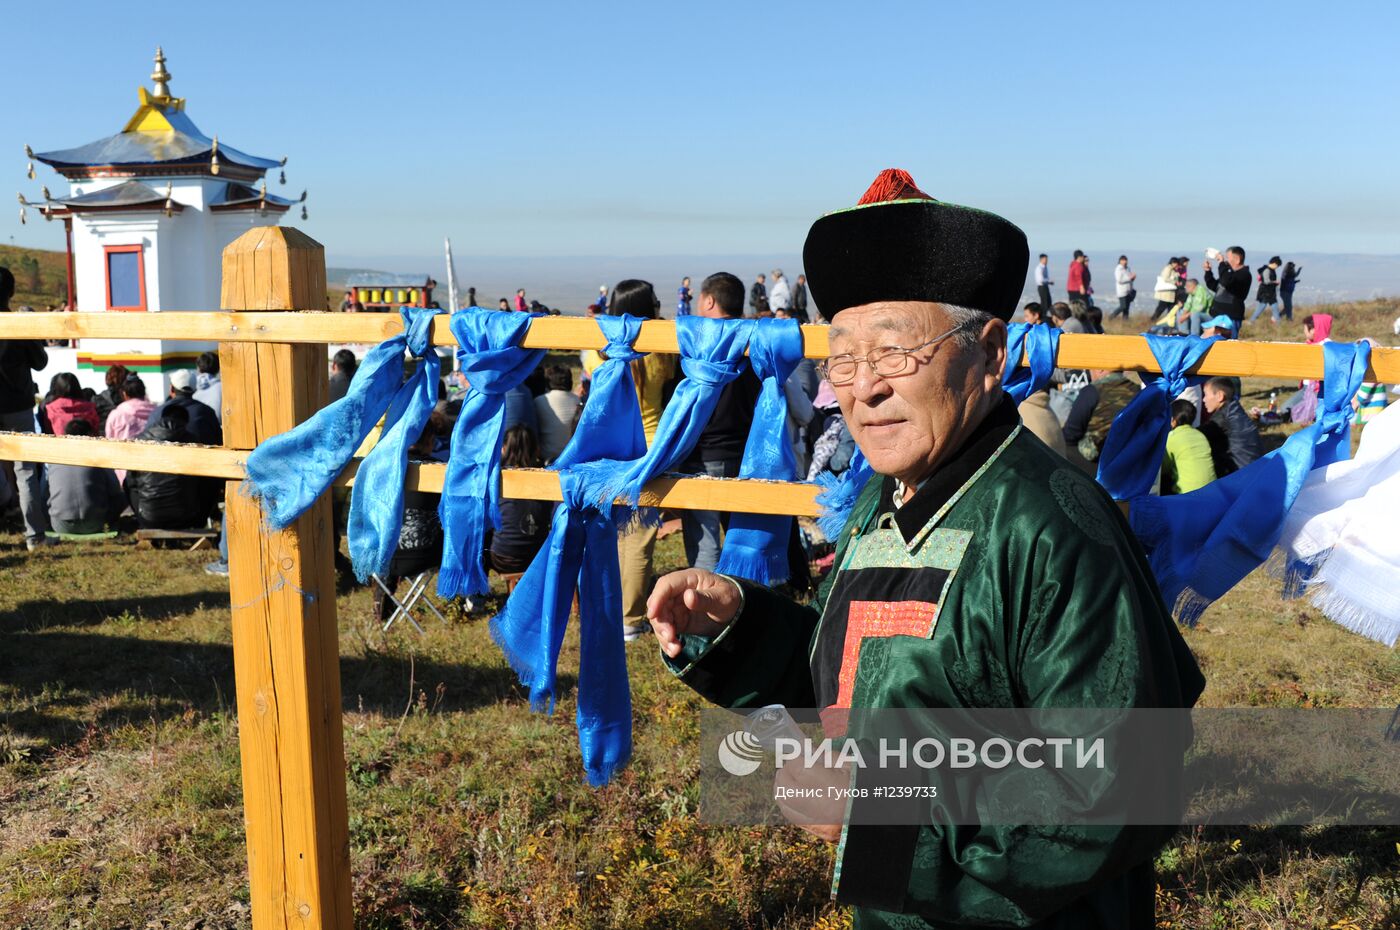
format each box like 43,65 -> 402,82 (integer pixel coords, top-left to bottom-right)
1,297 -> 1398,928
0,527 -> 1395,929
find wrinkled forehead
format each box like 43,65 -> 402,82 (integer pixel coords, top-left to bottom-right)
827,301 -> 949,348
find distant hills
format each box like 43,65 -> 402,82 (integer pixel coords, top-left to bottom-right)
328,250 -> 1400,316
3,246 -> 1394,317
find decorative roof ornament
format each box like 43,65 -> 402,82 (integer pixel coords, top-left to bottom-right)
25,144 -> 34,180
30,50 -> 282,181
279,157 -> 287,185
163,181 -> 175,217
151,46 -> 173,100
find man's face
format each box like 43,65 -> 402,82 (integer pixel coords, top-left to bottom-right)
1227,250 -> 1244,269
1203,385 -> 1225,414
757,275 -> 765,284
1022,307 -> 1042,325
829,301 -> 1006,486
1039,256 -> 1048,265
1186,281 -> 1197,294
1119,258 -> 1127,266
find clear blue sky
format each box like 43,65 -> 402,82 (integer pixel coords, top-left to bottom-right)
8,0 -> 1400,266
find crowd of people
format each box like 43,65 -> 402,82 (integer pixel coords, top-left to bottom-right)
1034,248 -> 1303,335
0,265 -> 226,550
344,273 -> 838,630
0,252 -> 1387,625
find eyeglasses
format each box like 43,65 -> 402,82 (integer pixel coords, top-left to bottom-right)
817,324 -> 966,386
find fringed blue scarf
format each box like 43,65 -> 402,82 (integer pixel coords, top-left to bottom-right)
490,314 -> 648,786
567,315 -> 755,517
243,306 -> 439,532
1130,341 -> 1371,625
437,308 -> 547,598
815,448 -> 874,542
1002,322 -> 1061,403
716,317 -> 805,584
347,311 -> 442,580
1096,334 -> 1218,500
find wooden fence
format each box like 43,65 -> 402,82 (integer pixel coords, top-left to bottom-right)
0,226 -> 1395,930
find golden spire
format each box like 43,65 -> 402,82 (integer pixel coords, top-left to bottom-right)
151,46 -> 172,99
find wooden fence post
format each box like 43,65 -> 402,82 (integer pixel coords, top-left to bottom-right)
219,227 -> 352,930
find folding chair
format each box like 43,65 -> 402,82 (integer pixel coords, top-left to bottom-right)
372,572 -> 447,634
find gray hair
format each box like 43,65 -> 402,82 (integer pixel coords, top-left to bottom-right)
940,303 -> 997,348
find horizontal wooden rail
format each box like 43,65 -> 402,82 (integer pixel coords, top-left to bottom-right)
0,432 -> 823,517
0,311 -> 1393,380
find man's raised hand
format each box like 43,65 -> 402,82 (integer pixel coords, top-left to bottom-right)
645,569 -> 742,658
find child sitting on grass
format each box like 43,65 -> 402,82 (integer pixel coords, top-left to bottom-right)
1162,399 -> 1217,495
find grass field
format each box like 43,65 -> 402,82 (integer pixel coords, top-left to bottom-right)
1,533 -> 1397,929
0,297 -> 1398,928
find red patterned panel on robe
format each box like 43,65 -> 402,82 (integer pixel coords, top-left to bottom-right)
834,599 -> 940,709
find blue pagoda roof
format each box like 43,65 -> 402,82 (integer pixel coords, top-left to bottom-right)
35,120 -> 279,173
32,52 -> 280,177
54,179 -> 176,208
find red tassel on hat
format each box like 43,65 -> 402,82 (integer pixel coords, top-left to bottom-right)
856,168 -> 932,205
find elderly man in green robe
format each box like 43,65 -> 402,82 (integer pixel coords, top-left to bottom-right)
646,169 -> 1204,929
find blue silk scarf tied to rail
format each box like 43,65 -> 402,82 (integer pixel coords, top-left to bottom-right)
716,317 -> 805,584
1096,334 -> 1218,500
1001,323 -> 1061,404
242,305 -> 440,535
815,448 -> 874,543
437,308 -> 547,599
1130,340 -> 1371,625
346,309 -> 442,581
567,315 -> 755,517
490,314 -> 648,786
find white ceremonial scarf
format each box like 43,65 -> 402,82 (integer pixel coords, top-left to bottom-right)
1277,401 -> 1400,646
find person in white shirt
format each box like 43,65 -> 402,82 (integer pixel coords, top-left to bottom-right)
533,363 -> 581,463
1035,253 -> 1054,308
768,269 -> 792,313
192,351 -> 223,423
1110,255 -> 1137,320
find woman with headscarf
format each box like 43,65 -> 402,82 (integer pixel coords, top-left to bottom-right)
1286,313 -> 1334,424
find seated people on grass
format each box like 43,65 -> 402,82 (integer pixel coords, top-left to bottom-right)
1162,399 -> 1217,494
1176,278 -> 1214,336
329,349 -> 358,404
488,425 -> 552,575
43,372 -> 99,436
1200,376 -> 1263,477
373,411 -> 449,622
46,419 -> 125,534
533,363 -> 580,463
125,406 -> 222,530
145,369 -> 221,446
192,351 -> 222,423
93,364 -> 131,431
1061,369 -> 1142,474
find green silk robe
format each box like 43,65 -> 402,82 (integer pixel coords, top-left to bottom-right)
664,397 -> 1204,929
